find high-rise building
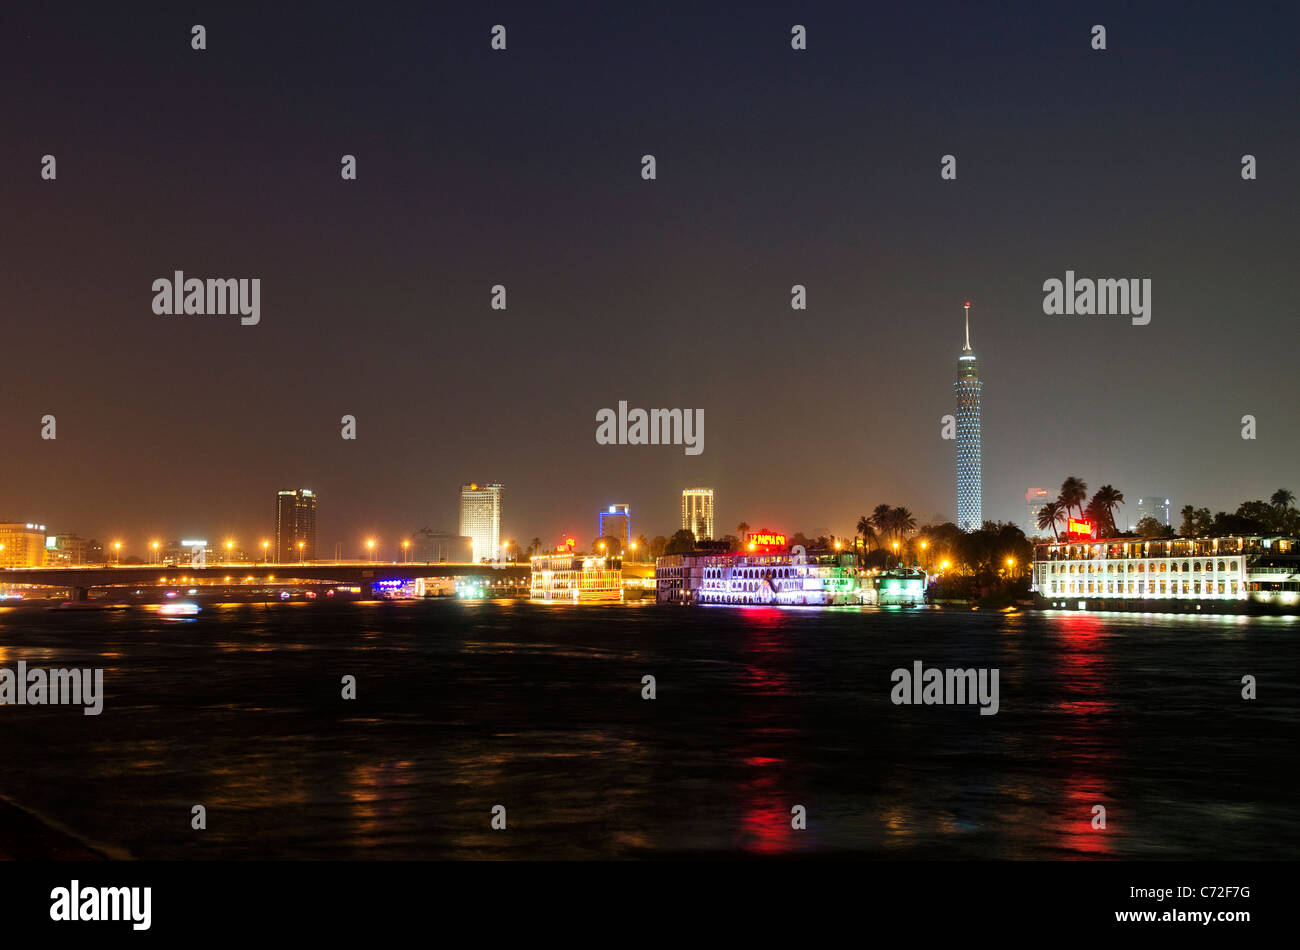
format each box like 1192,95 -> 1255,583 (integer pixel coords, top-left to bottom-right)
0,522 -> 48,568
954,302 -> 982,531
1132,496 -> 1172,530
681,488 -> 715,541
599,504 -> 631,548
1026,487 -> 1052,536
275,489 -> 317,562
460,482 -> 503,562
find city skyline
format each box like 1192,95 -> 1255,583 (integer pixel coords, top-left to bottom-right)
1,4 -> 1295,554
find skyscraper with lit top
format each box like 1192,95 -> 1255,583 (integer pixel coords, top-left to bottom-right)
954,302 -> 982,532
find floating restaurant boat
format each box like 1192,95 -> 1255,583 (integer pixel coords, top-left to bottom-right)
1032,535 -> 1299,613
655,533 -> 861,606
875,568 -> 928,607
529,551 -> 623,603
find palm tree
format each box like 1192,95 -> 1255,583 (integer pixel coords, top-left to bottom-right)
1036,500 -> 1065,541
855,515 -> 878,551
737,521 -> 750,539
1084,495 -> 1107,535
1059,476 -> 1088,520
891,507 -> 917,543
1271,488 -> 1295,511
1179,505 -> 1196,537
1094,485 -> 1125,536
529,537 -> 542,556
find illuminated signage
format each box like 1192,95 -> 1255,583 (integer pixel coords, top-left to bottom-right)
746,532 -> 787,547
1066,518 -> 1094,537
374,579 -> 406,590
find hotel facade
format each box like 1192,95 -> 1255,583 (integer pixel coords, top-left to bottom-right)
681,488 -> 715,541
459,482 -> 504,562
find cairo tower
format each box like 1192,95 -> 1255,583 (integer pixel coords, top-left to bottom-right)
954,301 -> 982,531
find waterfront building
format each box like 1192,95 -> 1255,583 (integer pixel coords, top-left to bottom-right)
954,302 -> 982,531
530,552 -> 623,603
1032,535 -> 1299,613
459,482 -> 503,562
0,522 -> 47,568
42,534 -> 99,566
598,504 -> 631,548
875,568 -> 929,606
681,488 -> 715,541
275,489 -> 317,562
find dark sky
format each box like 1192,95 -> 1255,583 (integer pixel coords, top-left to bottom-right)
2,1 -> 1296,556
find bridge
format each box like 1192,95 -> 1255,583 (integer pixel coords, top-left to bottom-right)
0,561 -> 532,600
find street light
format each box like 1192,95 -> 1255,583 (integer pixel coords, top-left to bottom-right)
298,540 -> 305,564
225,540 -> 234,562
261,540 -> 270,563
113,541 -> 122,564
152,540 -> 160,564
366,539 -> 375,562
403,540 -> 410,563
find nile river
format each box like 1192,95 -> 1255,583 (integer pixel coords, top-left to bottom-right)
0,600 -> 1294,859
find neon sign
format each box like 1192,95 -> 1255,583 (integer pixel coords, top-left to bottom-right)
745,532 -> 787,547
1066,518 -> 1094,537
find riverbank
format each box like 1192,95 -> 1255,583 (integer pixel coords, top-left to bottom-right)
0,796 -> 106,860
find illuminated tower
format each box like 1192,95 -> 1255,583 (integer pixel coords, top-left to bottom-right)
681,489 -> 715,541
954,302 -> 982,532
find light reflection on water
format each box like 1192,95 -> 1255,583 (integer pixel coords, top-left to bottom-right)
0,600 -> 1294,859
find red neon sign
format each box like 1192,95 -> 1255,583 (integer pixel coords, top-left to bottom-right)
1066,518 -> 1094,537
746,532 -> 787,547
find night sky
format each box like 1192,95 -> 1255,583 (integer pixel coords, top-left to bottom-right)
2,1 -> 1296,555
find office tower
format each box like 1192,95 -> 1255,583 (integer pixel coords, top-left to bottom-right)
599,504 -> 631,548
954,302 -> 982,531
1133,496 -> 1172,529
275,489 -> 317,561
1026,487 -> 1052,536
460,482 -> 504,561
681,488 -> 715,541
